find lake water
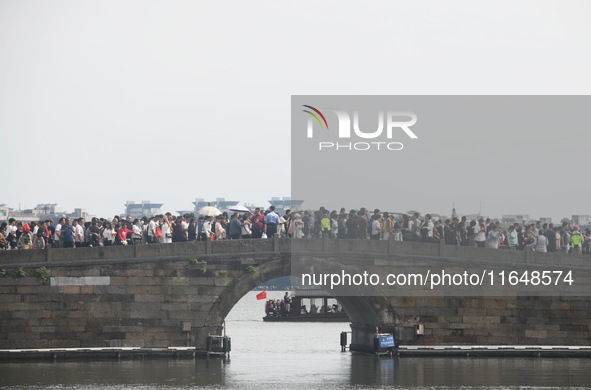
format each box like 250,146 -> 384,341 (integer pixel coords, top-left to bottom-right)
1,291 -> 590,389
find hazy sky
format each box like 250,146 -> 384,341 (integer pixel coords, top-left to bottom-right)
291,95 -> 591,223
1,0 -> 590,219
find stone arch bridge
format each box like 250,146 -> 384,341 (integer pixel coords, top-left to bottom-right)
0,238 -> 589,353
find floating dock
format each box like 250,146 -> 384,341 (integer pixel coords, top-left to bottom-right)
396,345 -> 591,358
1,345 -> 590,362
0,347 -> 201,361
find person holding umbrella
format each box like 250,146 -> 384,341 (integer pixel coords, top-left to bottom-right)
215,215 -> 226,240
201,216 -> 213,241
198,205 -> 223,218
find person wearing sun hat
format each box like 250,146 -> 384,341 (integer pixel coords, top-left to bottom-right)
17,224 -> 33,250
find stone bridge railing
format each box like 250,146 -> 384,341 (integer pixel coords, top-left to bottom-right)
1,237 -> 588,269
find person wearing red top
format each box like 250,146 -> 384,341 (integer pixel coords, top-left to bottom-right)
37,221 -> 51,246
117,225 -> 133,245
251,208 -> 266,239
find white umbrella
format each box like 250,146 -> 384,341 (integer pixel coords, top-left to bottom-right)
388,212 -> 412,217
229,203 -> 250,212
198,206 -> 222,217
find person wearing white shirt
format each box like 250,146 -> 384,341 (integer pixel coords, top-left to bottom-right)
201,216 -> 213,241
102,223 -> 115,246
53,218 -> 64,247
420,214 -> 434,241
474,219 -> 486,247
369,215 -> 382,240
132,219 -> 143,244
181,217 -> 189,240
147,217 -> 156,244
534,232 -> 548,252
74,220 -> 85,246
160,216 -> 172,244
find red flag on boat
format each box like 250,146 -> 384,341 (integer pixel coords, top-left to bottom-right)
256,290 -> 267,300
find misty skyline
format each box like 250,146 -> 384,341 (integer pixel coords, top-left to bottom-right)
2,197 -> 588,224
1,1 -> 591,220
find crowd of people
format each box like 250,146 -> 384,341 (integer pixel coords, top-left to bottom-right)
265,293 -> 291,316
282,207 -> 591,254
264,293 -> 342,317
1,206 -> 590,255
0,206 -> 287,250
433,214 -> 589,254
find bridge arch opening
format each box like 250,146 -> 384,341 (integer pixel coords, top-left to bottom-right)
199,258 -> 394,352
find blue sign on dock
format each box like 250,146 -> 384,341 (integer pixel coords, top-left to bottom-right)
379,334 -> 395,348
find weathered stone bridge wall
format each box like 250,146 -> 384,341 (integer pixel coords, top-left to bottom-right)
0,239 -> 589,351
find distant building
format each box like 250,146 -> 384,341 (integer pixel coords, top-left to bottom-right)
540,217 -> 553,225
69,208 -> 93,221
268,197 -> 304,213
0,204 -> 11,221
571,215 -> 590,227
3,209 -> 41,223
0,203 -> 94,223
502,214 -> 530,225
124,201 -> 163,219
9,203 -> 65,222
35,203 -> 64,215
